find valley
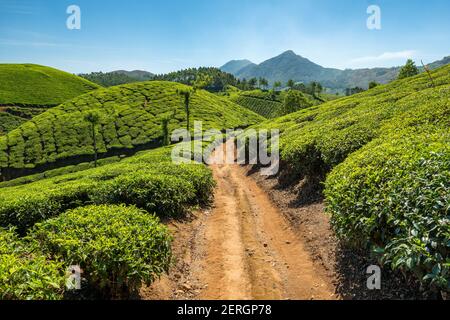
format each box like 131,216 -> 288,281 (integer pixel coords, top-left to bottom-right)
0,53 -> 448,301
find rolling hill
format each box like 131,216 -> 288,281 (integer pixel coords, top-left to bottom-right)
229,89 -> 329,118
0,64 -> 101,106
0,64 -> 101,135
246,64 -> 450,291
222,50 -> 450,90
0,80 -> 263,180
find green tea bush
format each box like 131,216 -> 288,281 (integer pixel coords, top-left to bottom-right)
0,64 -> 100,106
0,228 -> 64,300
0,80 -> 263,174
248,65 -> 450,293
90,173 -> 196,216
30,205 -> 172,298
0,145 -> 215,232
325,128 -> 450,292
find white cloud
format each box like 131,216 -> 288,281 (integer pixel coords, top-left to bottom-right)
350,50 -> 418,64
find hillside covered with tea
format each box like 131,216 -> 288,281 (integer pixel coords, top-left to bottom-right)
0,80 -> 263,179
0,64 -> 101,135
247,64 -> 450,292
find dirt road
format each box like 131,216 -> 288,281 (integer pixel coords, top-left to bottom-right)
143,142 -> 337,300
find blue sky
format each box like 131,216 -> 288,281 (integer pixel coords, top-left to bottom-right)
1,0 -> 449,73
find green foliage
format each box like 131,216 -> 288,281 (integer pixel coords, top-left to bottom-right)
250,64 -> 450,292
398,59 -> 420,80
0,81 -> 263,176
325,127 -> 449,292
0,228 -> 64,300
368,81 -> 379,89
78,71 -> 153,87
153,67 -> 239,92
280,90 -> 312,116
0,64 -> 100,106
30,205 -> 172,297
0,145 -> 215,232
0,112 -> 27,136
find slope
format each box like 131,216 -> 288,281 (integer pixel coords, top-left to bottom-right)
0,64 -> 101,106
247,64 -> 450,292
0,64 -> 101,135
0,80 -> 263,180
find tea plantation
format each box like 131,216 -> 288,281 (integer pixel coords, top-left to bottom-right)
0,64 -> 101,135
229,89 -> 325,118
0,80 -> 263,179
247,64 -> 450,292
0,64 -> 101,106
0,144 -> 215,298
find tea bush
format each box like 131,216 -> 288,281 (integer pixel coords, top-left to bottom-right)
0,64 -> 100,106
325,127 -> 449,291
250,65 -> 450,292
0,228 -> 64,300
0,80 -> 263,175
30,205 -> 172,298
0,145 -> 215,232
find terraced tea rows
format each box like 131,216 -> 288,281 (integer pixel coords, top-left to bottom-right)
0,143 -> 215,299
246,64 -> 450,292
0,81 -> 263,180
0,64 -> 101,135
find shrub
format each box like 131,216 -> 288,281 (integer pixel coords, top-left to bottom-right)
0,145 -> 215,232
90,173 -> 196,216
30,205 -> 172,298
325,128 -> 450,292
0,228 -> 64,300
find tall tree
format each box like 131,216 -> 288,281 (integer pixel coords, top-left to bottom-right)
177,89 -> 193,132
286,79 -> 295,90
84,111 -> 100,167
248,78 -> 258,89
398,59 -> 419,80
273,81 -> 282,91
316,83 -> 323,96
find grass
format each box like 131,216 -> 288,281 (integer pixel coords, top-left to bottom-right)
0,80 -> 263,177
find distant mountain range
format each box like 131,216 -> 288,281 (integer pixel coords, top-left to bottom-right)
220,50 -> 450,90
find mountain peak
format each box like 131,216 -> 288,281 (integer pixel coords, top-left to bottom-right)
280,50 -> 297,56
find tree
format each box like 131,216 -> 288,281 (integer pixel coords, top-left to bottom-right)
84,111 -> 100,167
177,89 -> 193,132
273,81 -> 282,91
280,90 -> 312,116
397,59 -> 419,80
316,83 -> 323,96
286,79 -> 295,89
258,77 -> 269,90
161,116 -> 171,146
309,82 -> 317,96
368,81 -> 379,89
193,73 -> 213,90
248,78 -> 258,89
